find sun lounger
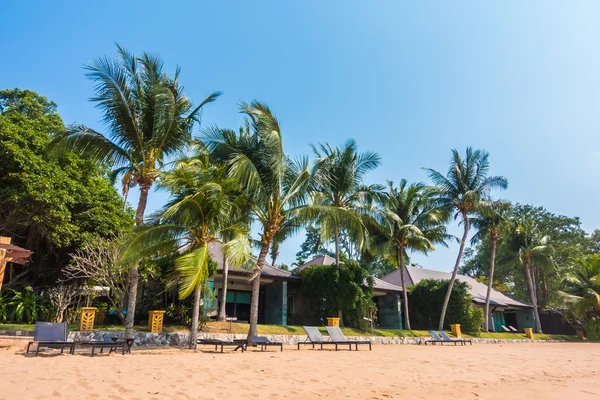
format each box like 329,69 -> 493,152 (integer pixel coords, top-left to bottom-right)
424,330 -> 448,345
27,322 -> 75,356
197,338 -> 246,353
249,336 -> 283,352
326,326 -> 372,351
438,330 -> 472,345
79,333 -> 127,357
508,326 -> 518,332
298,326 -> 351,351
501,325 -> 511,332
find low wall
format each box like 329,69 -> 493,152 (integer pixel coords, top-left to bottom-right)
67,331 -> 564,347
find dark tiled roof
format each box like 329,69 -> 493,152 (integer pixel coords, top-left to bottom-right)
207,242 -> 295,279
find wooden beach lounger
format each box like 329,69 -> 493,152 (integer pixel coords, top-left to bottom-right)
197,338 -> 246,353
298,326 -> 351,351
438,330 -> 472,345
249,336 -> 283,352
326,326 -> 372,351
78,334 -> 128,357
26,322 -> 75,356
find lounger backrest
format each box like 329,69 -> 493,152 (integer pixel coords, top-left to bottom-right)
325,326 -> 346,342
501,325 -> 511,332
250,336 -> 269,344
438,331 -> 453,341
508,326 -> 518,332
34,322 -> 67,342
303,326 -> 326,343
428,330 -> 443,341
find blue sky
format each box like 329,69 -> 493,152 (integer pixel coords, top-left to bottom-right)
2,1 -> 599,271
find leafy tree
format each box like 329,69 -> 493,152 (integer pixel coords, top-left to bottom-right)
124,155 -> 250,348
372,180 -> 450,330
295,226 -> 334,266
203,101 -> 314,339
560,255 -> 600,327
469,201 -> 510,332
0,88 -> 132,288
55,46 -> 220,338
424,147 -> 507,330
310,140 -> 381,265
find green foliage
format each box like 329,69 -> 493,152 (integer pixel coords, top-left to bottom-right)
0,88 -> 133,288
409,279 -> 482,333
584,319 -> 600,340
295,226 -> 334,265
166,303 -> 192,326
6,287 -> 52,324
298,260 -> 375,328
561,255 -> 600,324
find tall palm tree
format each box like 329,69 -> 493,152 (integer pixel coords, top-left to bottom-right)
424,147 -> 507,330
506,218 -> 555,332
124,157 -> 250,348
56,45 -> 221,338
311,140 -> 381,265
373,180 -> 450,330
203,101 -> 312,339
470,201 -> 510,332
560,255 -> 600,322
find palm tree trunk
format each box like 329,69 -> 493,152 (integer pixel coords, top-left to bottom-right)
190,284 -> 202,350
484,236 -> 498,332
438,217 -> 470,330
524,261 -> 543,333
333,227 -> 344,326
217,251 -> 229,322
247,242 -> 270,339
270,241 -> 279,267
125,183 -> 150,339
397,246 -> 411,330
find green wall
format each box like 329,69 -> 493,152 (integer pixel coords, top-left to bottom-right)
263,281 -> 288,325
378,294 -> 403,329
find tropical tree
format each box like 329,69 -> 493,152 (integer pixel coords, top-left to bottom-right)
124,156 -> 250,348
373,180 -> 450,330
560,255 -> 600,324
424,147 -> 507,330
55,45 -> 220,337
203,101 -> 312,339
310,139 -> 381,265
469,201 -> 510,331
505,218 -> 555,332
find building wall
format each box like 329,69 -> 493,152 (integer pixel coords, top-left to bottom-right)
516,308 -> 535,330
378,294 -> 403,329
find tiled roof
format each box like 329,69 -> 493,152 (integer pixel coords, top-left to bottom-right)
207,242 -> 295,279
294,255 -> 337,272
382,266 -> 531,308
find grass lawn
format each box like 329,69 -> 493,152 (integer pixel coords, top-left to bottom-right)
0,321 -> 580,341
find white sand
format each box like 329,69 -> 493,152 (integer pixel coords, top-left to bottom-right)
0,340 -> 599,399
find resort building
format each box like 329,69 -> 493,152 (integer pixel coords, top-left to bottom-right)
382,266 -> 535,332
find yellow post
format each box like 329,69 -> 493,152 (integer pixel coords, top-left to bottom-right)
95,309 -> 106,325
524,327 -> 534,340
327,317 -> 340,327
148,310 -> 166,333
0,237 -> 11,292
80,307 -> 97,331
450,324 -> 462,338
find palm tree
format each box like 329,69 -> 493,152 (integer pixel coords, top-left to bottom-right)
373,180 -> 450,330
470,201 -> 510,332
203,101 -> 312,339
56,45 -> 221,338
124,157 -> 250,348
560,255 -> 600,322
506,218 -> 555,332
311,140 -> 381,265
424,147 -> 507,330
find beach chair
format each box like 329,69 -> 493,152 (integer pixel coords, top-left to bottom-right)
508,326 -> 518,332
501,325 -> 511,332
326,326 -> 372,351
438,330 -> 472,346
79,333 -> 127,357
197,338 -> 246,353
249,336 -> 283,352
424,330 -> 448,345
26,322 -> 75,356
297,326 -> 351,351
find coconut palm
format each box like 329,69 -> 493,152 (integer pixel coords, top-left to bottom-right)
310,140 -> 381,265
124,157 -> 250,348
373,180 -> 450,330
424,147 -> 507,330
202,101 -> 313,339
560,255 -> 600,322
470,201 -> 510,332
55,45 -> 221,338
505,218 -> 555,332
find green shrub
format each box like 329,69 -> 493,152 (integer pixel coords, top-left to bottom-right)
463,306 -> 484,336
585,319 -> 600,340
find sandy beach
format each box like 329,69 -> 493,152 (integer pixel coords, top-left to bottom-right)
0,341 -> 598,400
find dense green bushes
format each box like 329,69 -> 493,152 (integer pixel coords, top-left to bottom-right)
585,319 -> 600,340
299,260 -> 375,328
0,287 -> 52,324
409,279 -> 483,335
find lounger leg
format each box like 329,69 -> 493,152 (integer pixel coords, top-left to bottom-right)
27,342 -> 31,353
71,344 -> 75,355
91,347 -> 95,357
36,344 -> 40,356
61,346 -> 64,354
